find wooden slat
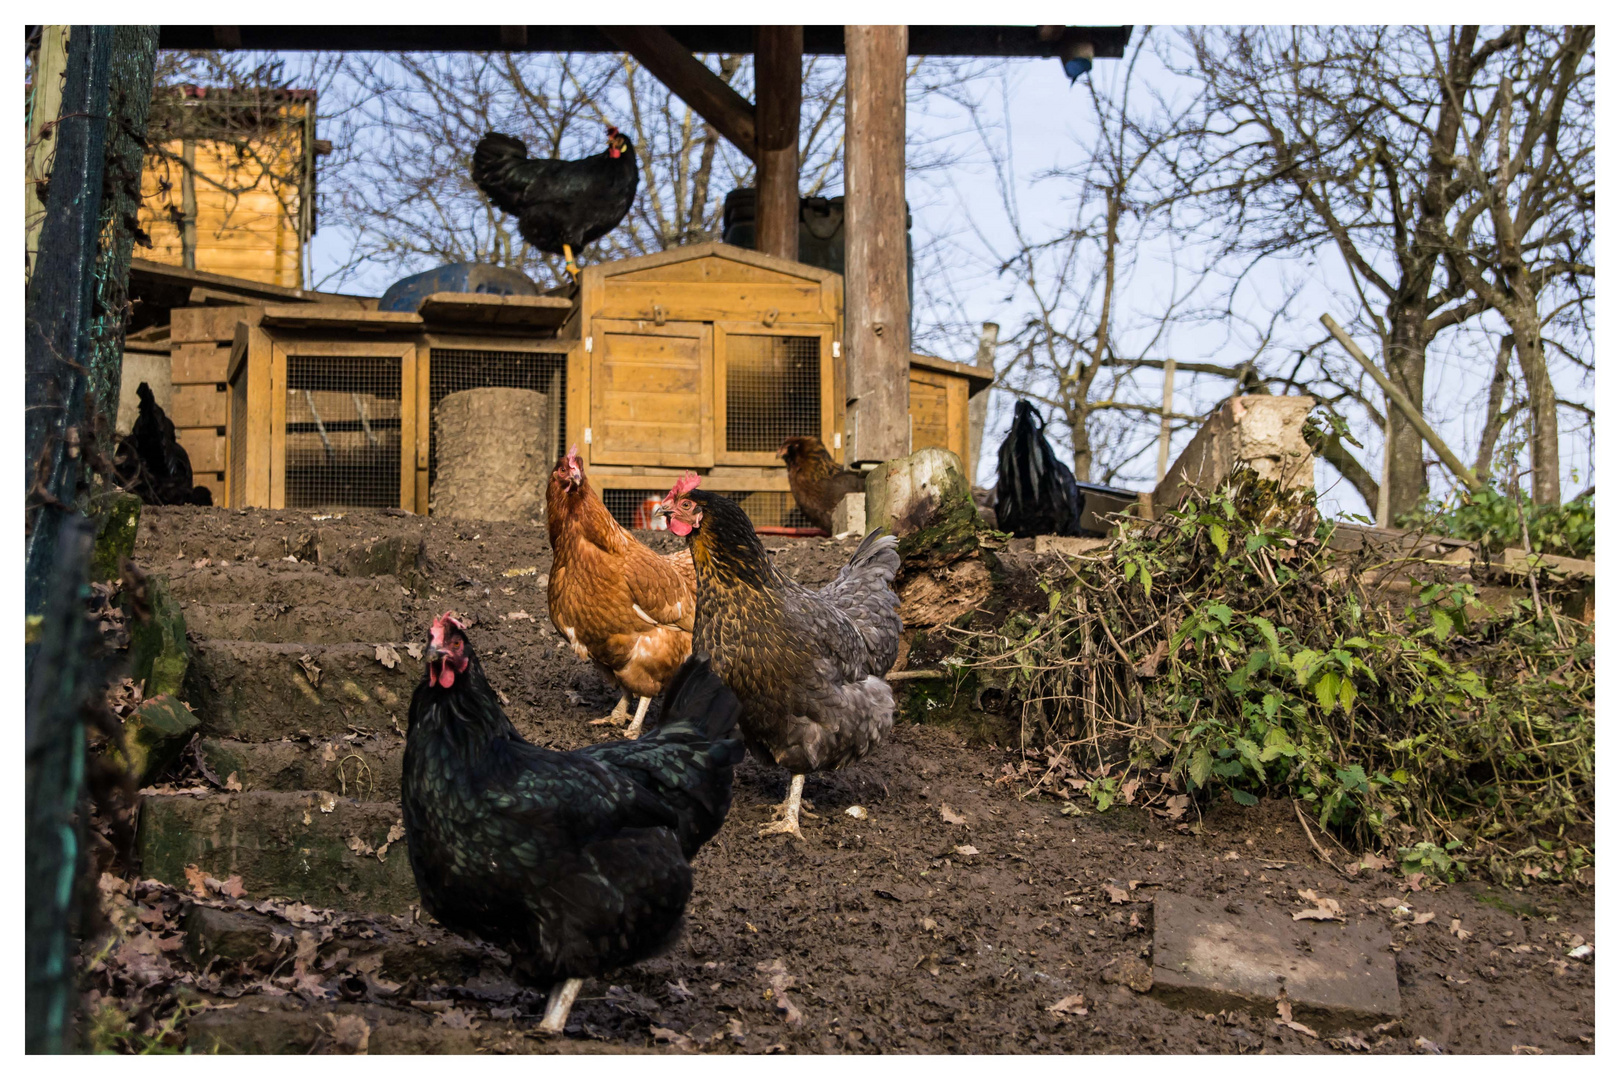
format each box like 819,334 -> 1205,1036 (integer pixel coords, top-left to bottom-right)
909,372 -> 951,457
269,344 -> 288,508
589,320 -> 713,467
910,351 -> 994,394
171,341 -> 231,384
175,428 -> 227,472
240,326 -> 274,508
171,304 -> 261,344
170,383 -> 229,428
399,345 -> 418,511
599,281 -> 825,323
417,291 -> 573,329
614,256 -> 803,285
260,304 -> 424,331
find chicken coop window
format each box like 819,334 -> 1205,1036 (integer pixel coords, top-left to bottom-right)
284,356 -> 403,509
428,348 -> 567,491
600,488 -> 813,531
723,334 -> 820,453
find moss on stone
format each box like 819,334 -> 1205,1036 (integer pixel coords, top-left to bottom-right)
91,493 -> 142,582
127,573 -> 189,698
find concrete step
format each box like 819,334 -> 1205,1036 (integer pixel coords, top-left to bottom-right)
198,736 -> 404,799
169,565 -> 410,611
181,602 -> 403,645
138,790 -> 417,914
186,641 -> 419,741
141,525 -> 431,588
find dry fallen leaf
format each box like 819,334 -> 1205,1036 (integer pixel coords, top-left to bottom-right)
1103,883 -> 1131,904
505,610 -> 534,622
1275,997 -> 1319,1039
649,1024 -> 696,1051
374,644 -> 401,669
940,803 -> 968,826
183,864 -> 209,897
297,653 -> 323,689
405,642 -> 423,660
224,771 -> 243,793
1414,1036 -> 1446,1054
755,958 -> 803,1026
1412,911 -> 1437,925
1512,1045 -> 1543,1055
1292,889 -> 1344,922
845,805 -> 869,820
1046,994 -> 1089,1017
954,844 -> 980,857
321,1013 -> 371,1055
1450,918 -> 1472,941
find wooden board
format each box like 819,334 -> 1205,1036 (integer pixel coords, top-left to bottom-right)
259,304 -> 424,331
170,383 -> 229,428
908,367 -> 969,465
417,292 -> 574,329
176,428 -> 227,472
613,255 -> 807,285
171,342 -> 231,384
171,304 -> 261,344
597,281 -> 826,324
589,320 -> 713,467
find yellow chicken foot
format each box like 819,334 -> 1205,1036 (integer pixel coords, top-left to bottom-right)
562,243 -> 580,278
622,695 -> 652,739
589,692 -> 631,726
758,773 -> 807,839
536,977 -> 583,1036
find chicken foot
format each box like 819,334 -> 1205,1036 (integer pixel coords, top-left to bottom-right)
622,695 -> 652,739
758,773 -> 813,840
589,692 -> 632,726
536,977 -> 583,1036
562,243 -> 580,278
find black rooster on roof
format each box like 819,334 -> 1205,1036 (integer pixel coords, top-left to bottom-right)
471,126 -> 639,278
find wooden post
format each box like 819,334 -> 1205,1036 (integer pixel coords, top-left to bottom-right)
1155,357 -> 1176,484
1320,313 -> 1483,493
844,25 -> 910,466
966,321 -> 997,484
24,26 -> 71,285
755,27 -> 802,262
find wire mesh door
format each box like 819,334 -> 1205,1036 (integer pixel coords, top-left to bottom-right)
714,323 -> 832,466
600,487 -> 812,531
427,348 -> 567,497
279,348 -> 413,510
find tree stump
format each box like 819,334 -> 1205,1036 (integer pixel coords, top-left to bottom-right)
430,387 -> 549,523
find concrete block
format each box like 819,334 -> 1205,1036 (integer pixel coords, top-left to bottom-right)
1150,891 -> 1399,1029
864,447 -> 970,538
1152,395 -> 1316,517
832,491 -> 867,537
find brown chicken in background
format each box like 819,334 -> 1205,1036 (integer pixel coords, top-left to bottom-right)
656,473 -> 902,839
546,447 -> 697,737
778,435 -> 867,533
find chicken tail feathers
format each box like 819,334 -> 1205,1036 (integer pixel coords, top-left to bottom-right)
657,653 -> 743,747
472,131 -> 531,210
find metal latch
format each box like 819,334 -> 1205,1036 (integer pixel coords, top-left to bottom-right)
583,427 -> 592,444
832,341 -> 841,358
585,336 -> 593,353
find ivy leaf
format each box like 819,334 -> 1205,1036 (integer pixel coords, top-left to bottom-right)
1209,523 -> 1229,556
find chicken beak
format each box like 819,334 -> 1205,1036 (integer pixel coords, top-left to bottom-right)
424,643 -> 446,664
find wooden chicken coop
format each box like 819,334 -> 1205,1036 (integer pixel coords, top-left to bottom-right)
560,242 -> 988,529
214,242 -> 987,527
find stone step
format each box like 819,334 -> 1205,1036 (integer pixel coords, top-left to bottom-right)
199,736 -> 404,799
141,524 -> 430,588
168,565 -> 410,611
138,790 -> 418,914
184,999 -> 650,1054
186,641 -> 419,741
181,602 -> 403,645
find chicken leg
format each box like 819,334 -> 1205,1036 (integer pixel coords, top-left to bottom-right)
589,692 -> 631,727
536,977 -> 583,1036
758,773 -> 808,840
562,243 -> 580,279
622,695 -> 652,739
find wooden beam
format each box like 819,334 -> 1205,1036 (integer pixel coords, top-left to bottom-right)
844,25 -> 911,465
1320,313 -> 1483,493
599,26 -> 756,158
755,26 -> 802,261
24,26 -> 70,285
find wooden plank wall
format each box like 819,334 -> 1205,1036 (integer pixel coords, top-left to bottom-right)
169,304 -> 262,502
136,102 -> 307,288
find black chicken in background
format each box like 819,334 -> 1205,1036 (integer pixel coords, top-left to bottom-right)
994,399 -> 1082,537
113,382 -> 212,506
472,126 -> 640,277
401,613 -> 743,1035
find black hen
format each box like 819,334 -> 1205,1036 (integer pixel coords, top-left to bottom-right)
994,399 -> 1082,537
114,382 -> 213,506
401,612 -> 743,1035
472,126 -> 639,276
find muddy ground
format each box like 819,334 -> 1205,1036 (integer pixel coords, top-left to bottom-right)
103,507 -> 1596,1054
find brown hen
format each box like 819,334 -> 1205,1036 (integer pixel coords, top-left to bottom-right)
546,447 -> 697,736
778,435 -> 867,533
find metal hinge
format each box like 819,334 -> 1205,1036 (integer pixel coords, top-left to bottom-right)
585,336 -> 593,353
833,432 -> 842,449
584,427 -> 592,444
832,341 -> 841,358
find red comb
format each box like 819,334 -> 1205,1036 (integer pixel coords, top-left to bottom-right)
664,472 -> 702,502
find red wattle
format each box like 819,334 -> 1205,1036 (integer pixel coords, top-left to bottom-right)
669,518 -> 692,537
437,664 -> 455,689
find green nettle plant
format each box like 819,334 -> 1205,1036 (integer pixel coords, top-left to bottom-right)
954,470 -> 1593,883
